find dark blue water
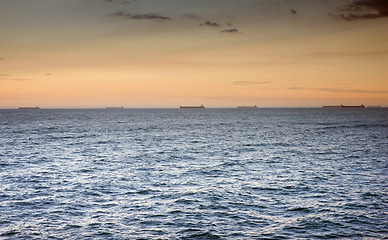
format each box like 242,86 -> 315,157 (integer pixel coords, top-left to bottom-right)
0,108 -> 387,239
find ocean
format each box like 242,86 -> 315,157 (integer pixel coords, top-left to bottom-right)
0,108 -> 387,239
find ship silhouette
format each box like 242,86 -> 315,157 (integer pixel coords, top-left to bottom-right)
322,104 -> 365,108
18,107 -> 40,110
180,105 -> 205,109
237,105 -> 257,109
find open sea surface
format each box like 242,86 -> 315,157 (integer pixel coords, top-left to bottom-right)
0,108 -> 387,239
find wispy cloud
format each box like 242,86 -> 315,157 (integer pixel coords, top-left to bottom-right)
288,87 -> 388,94
113,11 -> 172,21
290,9 -> 297,15
233,81 -> 271,86
0,73 -> 31,81
200,21 -> 221,27
221,28 -> 239,33
336,0 -> 388,21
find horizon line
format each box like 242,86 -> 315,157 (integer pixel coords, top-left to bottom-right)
1,106 -> 387,110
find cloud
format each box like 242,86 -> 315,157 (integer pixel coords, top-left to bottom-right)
233,81 -> 271,86
290,9 -> 297,15
221,28 -> 239,33
200,21 -> 221,27
0,73 -> 31,81
336,0 -> 388,20
113,11 -> 172,21
0,57 -> 3,61
288,87 -> 388,94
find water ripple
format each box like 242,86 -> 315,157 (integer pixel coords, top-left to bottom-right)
0,108 -> 387,239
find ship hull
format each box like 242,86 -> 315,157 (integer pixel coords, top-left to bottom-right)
18,107 -> 40,110
180,105 -> 205,109
323,105 -> 365,108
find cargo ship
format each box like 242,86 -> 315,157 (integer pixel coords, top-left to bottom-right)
237,105 -> 257,109
322,105 -> 365,108
180,105 -> 205,109
18,107 -> 40,110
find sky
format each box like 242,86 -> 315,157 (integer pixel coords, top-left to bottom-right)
1,0 -> 388,108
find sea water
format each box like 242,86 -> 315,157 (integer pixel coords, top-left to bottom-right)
0,108 -> 387,239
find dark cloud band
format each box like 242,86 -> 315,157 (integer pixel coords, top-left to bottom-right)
337,0 -> 388,21
113,11 -> 172,20
200,21 -> 221,27
221,28 -> 239,33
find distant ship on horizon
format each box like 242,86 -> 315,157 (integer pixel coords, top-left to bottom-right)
180,105 -> 205,109
237,105 -> 257,109
322,104 -> 365,108
18,107 -> 40,110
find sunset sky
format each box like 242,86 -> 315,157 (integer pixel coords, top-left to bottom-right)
1,0 -> 388,108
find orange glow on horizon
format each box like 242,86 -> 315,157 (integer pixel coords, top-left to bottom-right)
1,1 -> 387,108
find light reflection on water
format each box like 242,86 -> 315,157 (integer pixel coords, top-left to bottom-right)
0,108 -> 387,239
